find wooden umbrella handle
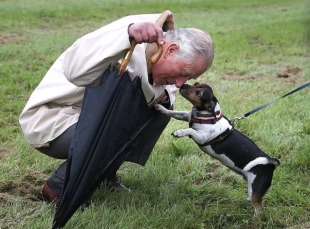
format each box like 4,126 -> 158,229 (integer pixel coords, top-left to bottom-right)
150,43 -> 163,64
119,10 -> 174,76
119,41 -> 137,76
149,10 -> 174,65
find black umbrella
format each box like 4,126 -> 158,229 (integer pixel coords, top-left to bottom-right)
52,67 -> 170,228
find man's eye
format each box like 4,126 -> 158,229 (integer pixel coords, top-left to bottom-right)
195,91 -> 201,96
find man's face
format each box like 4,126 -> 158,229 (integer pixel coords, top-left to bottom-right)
151,43 -> 208,88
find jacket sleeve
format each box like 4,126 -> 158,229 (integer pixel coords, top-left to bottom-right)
63,18 -> 131,86
63,15 -> 160,87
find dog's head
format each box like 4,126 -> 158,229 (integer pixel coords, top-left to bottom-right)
180,83 -> 218,113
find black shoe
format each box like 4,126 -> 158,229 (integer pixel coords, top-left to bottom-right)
103,175 -> 131,192
41,181 -> 61,205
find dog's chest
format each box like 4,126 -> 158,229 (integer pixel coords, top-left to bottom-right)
191,117 -> 232,142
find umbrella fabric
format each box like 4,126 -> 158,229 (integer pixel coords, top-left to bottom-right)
53,67 -> 170,228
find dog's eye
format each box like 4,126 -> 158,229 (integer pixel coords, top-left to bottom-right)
195,91 -> 201,97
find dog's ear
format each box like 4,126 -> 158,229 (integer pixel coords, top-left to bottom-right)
201,87 -> 217,113
201,86 -> 213,102
203,85 -> 218,102
206,85 -> 214,94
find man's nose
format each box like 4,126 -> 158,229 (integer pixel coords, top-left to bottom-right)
175,78 -> 187,88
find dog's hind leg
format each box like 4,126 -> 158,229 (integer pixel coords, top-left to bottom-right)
244,172 -> 263,217
245,172 -> 256,201
252,193 -> 263,217
249,164 -> 276,215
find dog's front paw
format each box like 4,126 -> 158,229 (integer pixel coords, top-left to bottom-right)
172,130 -> 187,138
154,104 -> 169,114
154,104 -> 165,111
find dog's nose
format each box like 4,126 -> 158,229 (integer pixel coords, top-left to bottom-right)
180,84 -> 190,90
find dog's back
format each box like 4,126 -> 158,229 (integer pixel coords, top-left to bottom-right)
209,129 -> 279,170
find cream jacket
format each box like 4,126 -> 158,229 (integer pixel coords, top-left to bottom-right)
19,13 -> 177,148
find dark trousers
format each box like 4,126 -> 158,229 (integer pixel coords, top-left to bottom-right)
38,123 -> 121,194
38,124 -> 74,194
39,124 -> 76,160
38,114 -> 169,195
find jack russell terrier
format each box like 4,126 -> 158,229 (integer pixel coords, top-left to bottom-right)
155,83 -> 280,215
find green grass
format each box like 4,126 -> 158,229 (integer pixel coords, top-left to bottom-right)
0,0 -> 309,228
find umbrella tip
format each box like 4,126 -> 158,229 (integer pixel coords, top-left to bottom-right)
52,222 -> 61,229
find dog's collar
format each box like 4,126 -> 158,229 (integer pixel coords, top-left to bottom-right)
190,108 -> 223,126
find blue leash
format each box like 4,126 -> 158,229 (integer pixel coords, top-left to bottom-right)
231,81 -> 310,125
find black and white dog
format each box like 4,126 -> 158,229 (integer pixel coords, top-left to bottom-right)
155,83 -> 280,215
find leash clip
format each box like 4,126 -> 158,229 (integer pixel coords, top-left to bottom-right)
230,115 -> 246,127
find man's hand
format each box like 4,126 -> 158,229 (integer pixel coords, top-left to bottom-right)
128,22 -> 164,45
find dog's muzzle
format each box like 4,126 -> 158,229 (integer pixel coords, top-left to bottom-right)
180,84 -> 190,95
180,84 -> 190,90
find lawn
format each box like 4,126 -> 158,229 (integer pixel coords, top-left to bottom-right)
0,0 -> 309,228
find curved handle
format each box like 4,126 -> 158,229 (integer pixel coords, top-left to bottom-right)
119,11 -> 174,76
119,41 -> 137,76
149,10 -> 174,65
150,43 -> 163,64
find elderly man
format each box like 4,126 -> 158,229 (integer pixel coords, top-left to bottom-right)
19,11 -> 214,204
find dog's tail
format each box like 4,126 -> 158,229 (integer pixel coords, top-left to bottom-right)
269,157 -> 280,167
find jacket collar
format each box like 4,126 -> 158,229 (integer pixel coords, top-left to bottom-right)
127,43 -> 165,105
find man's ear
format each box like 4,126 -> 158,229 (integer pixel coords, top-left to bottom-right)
164,43 -> 179,58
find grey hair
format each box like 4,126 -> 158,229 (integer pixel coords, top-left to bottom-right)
164,28 -> 214,70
